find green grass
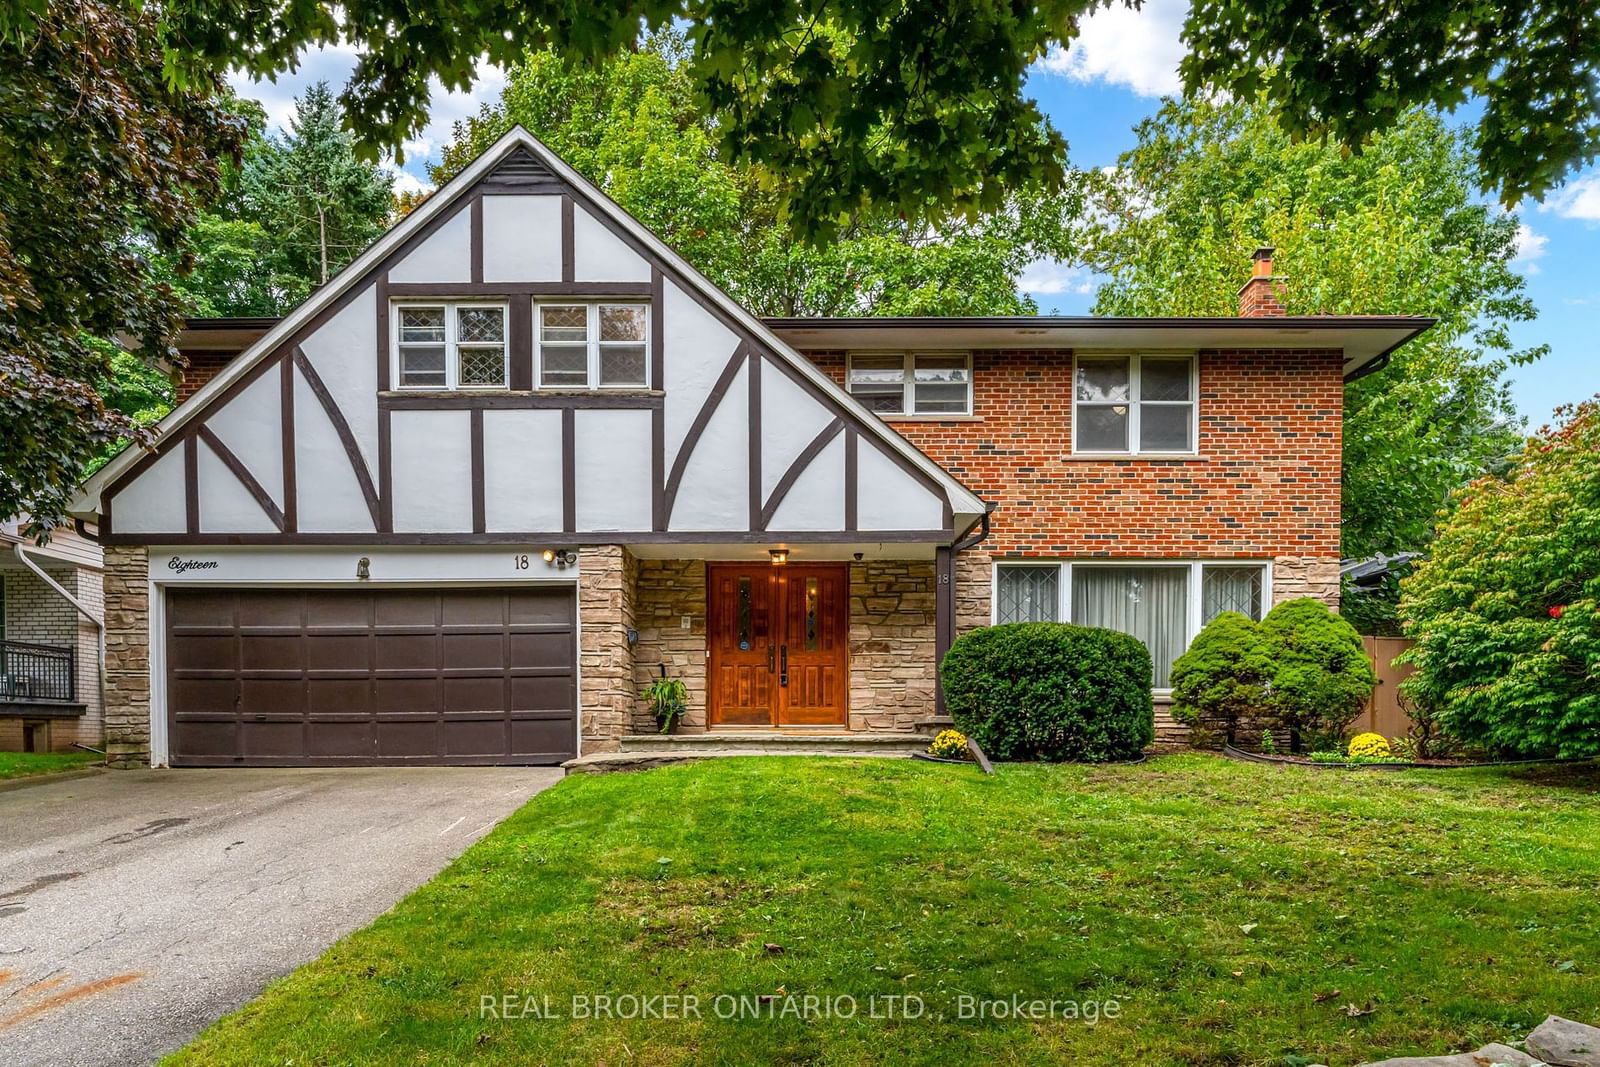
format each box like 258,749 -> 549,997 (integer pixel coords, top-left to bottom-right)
0,749 -> 99,780
169,754 -> 1600,1066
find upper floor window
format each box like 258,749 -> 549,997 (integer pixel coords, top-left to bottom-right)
538,303 -> 649,389
847,352 -> 972,416
1073,353 -> 1196,453
395,303 -> 508,390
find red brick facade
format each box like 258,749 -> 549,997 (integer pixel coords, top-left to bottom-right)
804,348 -> 1344,561
175,353 -> 235,402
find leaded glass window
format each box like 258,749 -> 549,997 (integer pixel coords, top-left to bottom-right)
996,566 -> 1059,624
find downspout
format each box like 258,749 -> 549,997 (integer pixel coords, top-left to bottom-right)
12,543 -> 106,722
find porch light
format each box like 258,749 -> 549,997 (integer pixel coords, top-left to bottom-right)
768,548 -> 789,566
542,549 -> 578,568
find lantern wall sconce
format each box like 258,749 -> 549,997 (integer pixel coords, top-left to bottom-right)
542,549 -> 578,569
768,548 -> 789,566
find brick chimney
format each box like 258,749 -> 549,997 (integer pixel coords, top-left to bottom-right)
1237,245 -> 1287,317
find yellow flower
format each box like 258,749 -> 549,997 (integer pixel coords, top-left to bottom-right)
929,730 -> 969,760
1347,732 -> 1392,759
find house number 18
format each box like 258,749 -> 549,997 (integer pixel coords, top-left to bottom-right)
513,554 -> 530,570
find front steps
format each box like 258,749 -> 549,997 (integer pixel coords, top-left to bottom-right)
562,731 -> 930,774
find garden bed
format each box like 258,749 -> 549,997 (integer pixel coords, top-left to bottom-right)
1222,743 -> 1590,771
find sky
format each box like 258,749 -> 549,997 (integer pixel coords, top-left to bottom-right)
230,0 -> 1596,427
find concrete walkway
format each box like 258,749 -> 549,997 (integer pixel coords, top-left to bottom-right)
0,765 -> 561,1066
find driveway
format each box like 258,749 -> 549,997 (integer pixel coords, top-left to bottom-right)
0,765 -> 562,1066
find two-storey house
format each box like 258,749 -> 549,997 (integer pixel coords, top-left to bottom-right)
69,129 -> 1430,767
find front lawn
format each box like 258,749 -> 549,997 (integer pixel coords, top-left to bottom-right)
0,749 -> 100,780
170,755 -> 1600,1066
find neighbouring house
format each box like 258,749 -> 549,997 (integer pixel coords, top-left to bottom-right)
1,518 -> 105,753
68,128 -> 1431,768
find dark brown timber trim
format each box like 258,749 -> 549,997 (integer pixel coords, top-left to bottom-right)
662,343 -> 746,527
101,529 -> 956,547
378,407 -> 392,532
293,346 -> 382,530
509,294 -> 533,390
844,427 -> 859,532
560,196 -> 575,283
470,408 -> 486,534
280,352 -> 297,533
650,268 -> 666,531
561,407 -> 576,532
386,282 -> 653,298
470,193 -> 484,284
378,392 -> 661,410
747,351 -> 761,530
184,434 -> 199,535
197,426 -> 286,531
760,417 -> 844,531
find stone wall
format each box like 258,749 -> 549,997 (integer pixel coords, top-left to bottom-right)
954,548 -> 992,636
632,559 -> 708,732
578,545 -> 636,753
102,544 -> 150,767
1272,556 -> 1340,608
847,560 -> 937,732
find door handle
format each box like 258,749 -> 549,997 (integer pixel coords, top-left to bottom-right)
768,645 -> 775,672
779,645 -> 788,687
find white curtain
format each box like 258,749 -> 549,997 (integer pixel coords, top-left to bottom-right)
1071,567 -> 1189,687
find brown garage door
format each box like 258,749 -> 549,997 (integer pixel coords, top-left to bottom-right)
166,587 -> 576,767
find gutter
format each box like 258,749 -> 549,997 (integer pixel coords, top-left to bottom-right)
11,543 -> 107,722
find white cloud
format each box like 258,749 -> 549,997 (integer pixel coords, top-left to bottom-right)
1035,0 -> 1188,97
1511,223 -> 1548,274
1019,258 -> 1095,296
1540,171 -> 1600,221
388,169 -> 434,197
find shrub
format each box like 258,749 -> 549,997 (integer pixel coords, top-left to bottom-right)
927,729 -> 969,760
1399,399 -> 1600,758
1169,611 -> 1273,742
941,623 -> 1154,762
1347,732 -> 1391,759
1259,597 -> 1377,749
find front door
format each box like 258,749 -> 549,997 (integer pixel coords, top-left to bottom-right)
707,563 -> 849,727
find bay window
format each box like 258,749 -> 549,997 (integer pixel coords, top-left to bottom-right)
994,560 -> 1270,688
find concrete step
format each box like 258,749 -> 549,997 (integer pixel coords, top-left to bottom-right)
913,716 -> 957,736
563,747 -> 914,775
617,732 -> 930,756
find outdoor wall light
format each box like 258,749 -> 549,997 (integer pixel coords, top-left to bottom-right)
542,549 -> 578,568
769,548 -> 789,566
356,556 -> 371,580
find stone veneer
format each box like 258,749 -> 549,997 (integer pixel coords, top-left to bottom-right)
577,545 -> 636,754
102,544 -> 151,767
632,559 -> 709,732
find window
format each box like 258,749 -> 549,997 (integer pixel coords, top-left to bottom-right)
1073,353 -> 1195,453
847,352 -> 972,416
394,303 -> 507,390
993,561 -> 1268,688
538,303 -> 650,389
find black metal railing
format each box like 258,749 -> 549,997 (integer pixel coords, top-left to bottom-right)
0,639 -> 76,703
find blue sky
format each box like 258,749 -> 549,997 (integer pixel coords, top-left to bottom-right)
232,0 -> 1596,427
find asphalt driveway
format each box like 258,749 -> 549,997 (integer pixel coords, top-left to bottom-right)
0,765 -> 562,1066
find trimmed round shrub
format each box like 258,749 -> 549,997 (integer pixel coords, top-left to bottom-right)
1259,597 -> 1376,746
1347,732 -> 1391,759
1169,611 -> 1272,742
941,623 -> 1154,762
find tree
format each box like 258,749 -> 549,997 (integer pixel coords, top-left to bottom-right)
1169,612 -> 1273,744
1074,99 -> 1540,557
0,0 -> 243,526
434,36 -> 1075,316
1181,0 -> 1600,206
1398,400 -> 1600,759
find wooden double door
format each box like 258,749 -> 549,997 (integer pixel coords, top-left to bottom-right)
707,563 -> 850,727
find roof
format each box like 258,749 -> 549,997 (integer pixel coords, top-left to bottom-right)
176,313 -> 1433,383
75,127 -> 989,521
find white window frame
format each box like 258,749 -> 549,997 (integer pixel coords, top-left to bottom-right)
846,351 -> 973,417
390,300 -> 510,391
1071,352 -> 1199,455
990,559 -> 1272,692
534,301 -> 651,391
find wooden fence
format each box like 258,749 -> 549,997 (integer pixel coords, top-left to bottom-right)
1350,636 -> 1416,738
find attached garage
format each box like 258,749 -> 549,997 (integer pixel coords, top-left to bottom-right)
165,586 -> 576,767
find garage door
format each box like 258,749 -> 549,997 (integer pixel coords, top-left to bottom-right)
165,587 -> 576,766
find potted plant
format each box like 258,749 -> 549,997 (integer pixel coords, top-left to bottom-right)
642,666 -> 689,734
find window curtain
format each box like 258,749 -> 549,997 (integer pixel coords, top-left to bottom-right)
1071,567 -> 1189,687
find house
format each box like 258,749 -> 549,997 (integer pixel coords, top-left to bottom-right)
68,128 -> 1431,768
1,518 -> 104,753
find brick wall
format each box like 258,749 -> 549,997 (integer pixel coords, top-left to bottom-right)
806,347 -> 1343,562
176,353 -> 235,402
578,545 -> 636,753
102,544 -> 150,767
2,565 -> 103,750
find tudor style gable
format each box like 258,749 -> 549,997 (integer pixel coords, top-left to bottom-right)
82,131 -> 983,544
